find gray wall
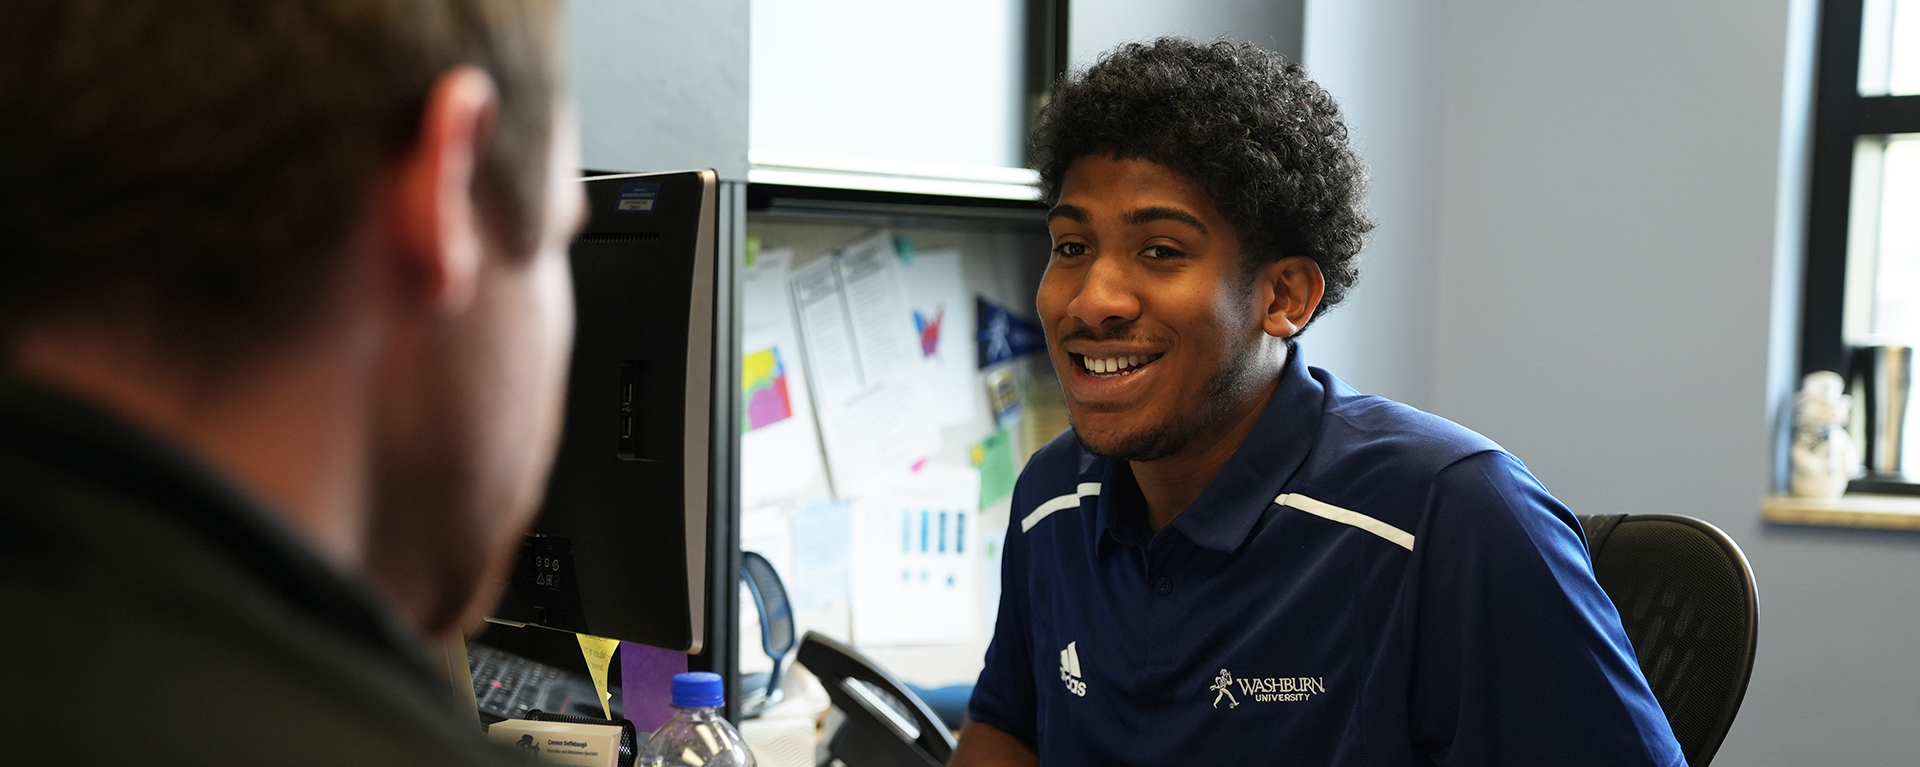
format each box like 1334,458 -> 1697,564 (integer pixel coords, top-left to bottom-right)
1295,0 -> 1446,408
569,0 -> 750,179
1306,0 -> 1920,762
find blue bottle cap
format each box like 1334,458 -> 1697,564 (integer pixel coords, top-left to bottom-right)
671,671 -> 725,708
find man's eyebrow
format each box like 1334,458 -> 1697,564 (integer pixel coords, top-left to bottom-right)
1047,203 -> 1090,223
1123,206 -> 1209,235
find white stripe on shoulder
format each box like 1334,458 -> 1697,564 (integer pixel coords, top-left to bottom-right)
1275,493 -> 1415,551
1021,482 -> 1102,532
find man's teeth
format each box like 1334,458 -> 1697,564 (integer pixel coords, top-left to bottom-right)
1081,355 -> 1149,374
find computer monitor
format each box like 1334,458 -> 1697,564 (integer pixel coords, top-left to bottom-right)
489,170 -> 736,664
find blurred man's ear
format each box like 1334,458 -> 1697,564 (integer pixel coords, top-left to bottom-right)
387,66 -> 501,316
1257,255 -> 1325,339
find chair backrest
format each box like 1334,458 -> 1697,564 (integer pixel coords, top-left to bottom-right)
1577,513 -> 1758,767
739,550 -> 795,718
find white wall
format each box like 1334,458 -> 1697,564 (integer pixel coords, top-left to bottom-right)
570,0 -> 750,178
750,0 -> 1029,170
1307,0 -> 1920,762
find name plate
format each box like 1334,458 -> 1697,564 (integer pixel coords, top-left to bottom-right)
487,719 -> 624,767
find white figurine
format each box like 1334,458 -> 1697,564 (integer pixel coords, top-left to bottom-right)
1790,371 -> 1858,498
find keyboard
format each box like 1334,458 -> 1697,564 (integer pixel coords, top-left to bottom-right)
468,643 -> 623,723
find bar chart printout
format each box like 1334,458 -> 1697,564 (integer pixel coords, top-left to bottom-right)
850,465 -> 982,646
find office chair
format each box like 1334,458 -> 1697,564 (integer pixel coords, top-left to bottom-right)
739,551 -> 796,719
1577,513 -> 1758,767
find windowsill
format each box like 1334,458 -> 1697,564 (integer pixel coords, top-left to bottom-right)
1762,493 -> 1920,530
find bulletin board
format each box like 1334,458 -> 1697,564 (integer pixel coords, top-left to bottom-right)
737,210 -> 1066,689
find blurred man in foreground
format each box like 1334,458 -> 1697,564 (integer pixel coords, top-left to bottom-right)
0,1 -> 583,763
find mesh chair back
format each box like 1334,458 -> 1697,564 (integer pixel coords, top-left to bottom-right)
742,551 -> 795,655
739,550 -> 796,718
1578,513 -> 1757,767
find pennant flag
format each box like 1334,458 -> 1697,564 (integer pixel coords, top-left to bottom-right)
976,297 -> 1044,369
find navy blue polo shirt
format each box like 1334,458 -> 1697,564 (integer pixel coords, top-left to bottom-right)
969,345 -> 1684,767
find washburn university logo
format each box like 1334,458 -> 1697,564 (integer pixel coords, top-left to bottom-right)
1210,669 -> 1240,708
1059,641 -> 1087,697
1211,668 -> 1326,708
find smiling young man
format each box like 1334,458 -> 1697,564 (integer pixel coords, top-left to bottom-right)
951,39 -> 1686,767
0,1 -> 582,764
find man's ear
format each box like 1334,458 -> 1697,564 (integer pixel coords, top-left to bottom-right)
387,66 -> 501,315
1257,256 -> 1326,339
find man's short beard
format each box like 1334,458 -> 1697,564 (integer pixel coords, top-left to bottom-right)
1071,332 -> 1271,463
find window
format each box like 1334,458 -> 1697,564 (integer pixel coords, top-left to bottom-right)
1844,136 -> 1920,343
1803,0 -> 1920,375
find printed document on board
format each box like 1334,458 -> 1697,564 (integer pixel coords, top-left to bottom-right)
849,465 -> 982,646
790,231 -> 940,499
739,248 -> 830,508
901,246 -> 979,429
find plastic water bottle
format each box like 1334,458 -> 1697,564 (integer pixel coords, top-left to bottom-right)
637,672 -> 758,767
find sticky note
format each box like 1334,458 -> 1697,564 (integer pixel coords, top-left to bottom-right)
972,429 -> 1018,508
576,634 -> 620,720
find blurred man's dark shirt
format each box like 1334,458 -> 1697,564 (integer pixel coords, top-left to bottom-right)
0,375 -> 526,765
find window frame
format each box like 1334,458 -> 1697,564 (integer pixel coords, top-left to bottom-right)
1801,0 -> 1920,378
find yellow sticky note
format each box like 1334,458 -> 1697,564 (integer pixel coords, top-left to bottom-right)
576,634 -> 619,720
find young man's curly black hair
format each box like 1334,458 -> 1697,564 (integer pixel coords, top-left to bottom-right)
1030,37 -> 1373,325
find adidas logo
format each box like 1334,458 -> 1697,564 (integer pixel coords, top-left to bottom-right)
1059,641 -> 1087,697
